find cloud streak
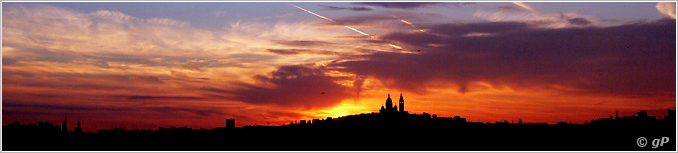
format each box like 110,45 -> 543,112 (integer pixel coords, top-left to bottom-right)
512,2 -> 537,14
350,2 -> 442,9
318,5 -> 373,11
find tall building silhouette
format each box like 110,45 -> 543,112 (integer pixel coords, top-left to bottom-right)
399,93 -> 405,113
62,115 -> 68,133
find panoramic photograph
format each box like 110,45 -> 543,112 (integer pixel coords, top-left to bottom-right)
2,1 -> 676,151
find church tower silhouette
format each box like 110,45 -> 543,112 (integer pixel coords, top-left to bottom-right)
399,93 -> 404,112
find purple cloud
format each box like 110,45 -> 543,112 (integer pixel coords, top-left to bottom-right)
209,64 -> 354,109
329,19 -> 675,100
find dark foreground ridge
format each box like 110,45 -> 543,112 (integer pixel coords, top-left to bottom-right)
3,94 -> 676,151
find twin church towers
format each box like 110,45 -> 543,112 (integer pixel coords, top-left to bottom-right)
379,93 -> 407,114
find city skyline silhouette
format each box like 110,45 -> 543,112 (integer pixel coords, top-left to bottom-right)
4,93 -> 676,151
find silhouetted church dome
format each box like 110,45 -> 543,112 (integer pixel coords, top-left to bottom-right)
385,94 -> 393,108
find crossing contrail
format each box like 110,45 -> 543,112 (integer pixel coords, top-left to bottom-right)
288,3 -> 404,50
288,3 -> 371,37
289,3 -> 335,22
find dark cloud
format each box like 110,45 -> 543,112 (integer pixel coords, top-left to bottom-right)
267,49 -> 340,56
330,14 -> 395,26
274,40 -> 335,47
268,49 -> 304,55
350,2 -> 442,9
207,64 -> 353,109
496,5 -> 525,12
568,17 -> 592,26
127,96 -> 204,100
145,106 -> 222,117
181,65 -> 204,72
3,57 -> 18,65
329,19 -> 676,99
318,5 -> 373,11
3,101 -> 132,111
428,22 -> 531,37
322,12 -> 438,27
449,2 -> 477,7
135,75 -> 163,84
352,75 -> 366,102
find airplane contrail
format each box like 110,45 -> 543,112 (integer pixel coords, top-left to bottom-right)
391,15 -> 426,32
289,3 -> 334,22
288,3 -> 404,50
288,3 -> 371,37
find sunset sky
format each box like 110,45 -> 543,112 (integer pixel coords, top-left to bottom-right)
2,2 -> 676,132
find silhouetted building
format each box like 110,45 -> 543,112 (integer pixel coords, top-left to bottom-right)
380,93 -> 395,113
226,119 -> 235,128
379,93 -> 407,114
636,110 -> 656,120
399,93 -> 408,114
62,115 -> 68,133
452,116 -> 466,123
638,110 -> 648,118
666,109 -> 676,121
74,121 -> 82,133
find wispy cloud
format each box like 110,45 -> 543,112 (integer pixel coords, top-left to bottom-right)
512,2 -> 537,14
475,4 -> 600,28
656,2 -> 676,19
